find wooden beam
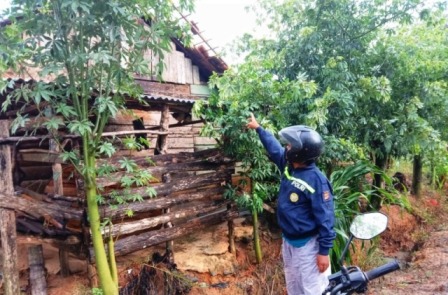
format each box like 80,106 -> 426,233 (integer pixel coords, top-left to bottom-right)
101,200 -> 231,238
100,186 -> 224,220
0,130 -> 169,144
93,206 -> 240,259
19,149 -> 64,164
0,192 -> 83,220
103,171 -> 228,201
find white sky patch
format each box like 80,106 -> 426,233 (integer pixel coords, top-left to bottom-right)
190,0 -> 263,65
0,0 -> 11,15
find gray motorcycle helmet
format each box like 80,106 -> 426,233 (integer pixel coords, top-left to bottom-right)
278,125 -> 324,163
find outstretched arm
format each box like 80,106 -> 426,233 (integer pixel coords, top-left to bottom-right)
246,113 -> 286,170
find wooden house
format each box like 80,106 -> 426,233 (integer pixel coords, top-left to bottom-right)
0,17 -> 243,291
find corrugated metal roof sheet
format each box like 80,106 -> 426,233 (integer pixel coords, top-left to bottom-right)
2,77 -> 37,83
141,94 -> 196,105
2,78 -> 198,105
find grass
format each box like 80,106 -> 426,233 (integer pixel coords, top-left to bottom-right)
350,239 -> 387,270
250,256 -> 285,295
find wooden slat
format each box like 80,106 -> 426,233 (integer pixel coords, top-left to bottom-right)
107,110 -> 158,126
184,58 -> 193,84
166,136 -> 194,148
19,149 -> 63,164
192,65 -> 200,84
175,51 -> 186,84
0,130 -> 168,144
194,136 -> 217,145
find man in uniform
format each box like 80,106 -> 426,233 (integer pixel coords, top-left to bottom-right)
247,113 -> 336,295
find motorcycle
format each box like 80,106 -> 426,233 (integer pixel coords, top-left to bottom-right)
323,212 -> 401,295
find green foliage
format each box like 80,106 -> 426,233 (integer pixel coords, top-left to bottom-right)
239,0 -> 448,178
370,17 -> 448,160
428,149 -> 448,190
122,136 -> 147,152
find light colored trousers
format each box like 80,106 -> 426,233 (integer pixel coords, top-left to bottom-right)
282,236 -> 331,295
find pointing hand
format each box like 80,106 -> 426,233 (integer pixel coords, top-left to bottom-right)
246,113 -> 260,130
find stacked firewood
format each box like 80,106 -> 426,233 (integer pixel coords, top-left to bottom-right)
2,148 -> 238,260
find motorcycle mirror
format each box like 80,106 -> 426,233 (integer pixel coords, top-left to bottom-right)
350,212 -> 388,240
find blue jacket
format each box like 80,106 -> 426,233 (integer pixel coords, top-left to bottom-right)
256,127 -> 336,255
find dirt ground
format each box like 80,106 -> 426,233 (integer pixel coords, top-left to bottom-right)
367,190 -> 448,295
8,187 -> 448,295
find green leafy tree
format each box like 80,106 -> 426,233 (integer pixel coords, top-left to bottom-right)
245,0 -> 446,206
0,0 -> 192,293
370,15 -> 448,196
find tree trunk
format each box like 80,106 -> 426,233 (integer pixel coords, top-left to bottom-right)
373,155 -> 388,188
252,209 -> 263,264
228,203 -> 235,254
412,154 -> 423,197
84,150 -> 118,295
372,154 -> 388,209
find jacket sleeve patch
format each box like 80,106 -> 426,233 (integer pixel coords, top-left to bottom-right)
323,191 -> 331,201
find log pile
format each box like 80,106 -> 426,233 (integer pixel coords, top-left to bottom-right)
4,147 -> 237,261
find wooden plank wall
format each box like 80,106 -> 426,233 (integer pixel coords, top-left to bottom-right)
143,41 -> 202,85
105,109 -> 216,154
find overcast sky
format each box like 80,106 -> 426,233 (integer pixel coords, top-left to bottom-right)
190,0 -> 260,62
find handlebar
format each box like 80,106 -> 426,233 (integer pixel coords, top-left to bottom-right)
324,260 -> 401,295
365,260 -> 400,281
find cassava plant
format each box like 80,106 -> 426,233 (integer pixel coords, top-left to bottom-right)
0,0 -> 193,294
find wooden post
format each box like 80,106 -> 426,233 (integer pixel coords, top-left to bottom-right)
228,217 -> 236,254
50,138 -> 71,277
50,139 -> 63,195
162,173 -> 174,263
28,244 -> 47,295
0,120 -> 20,295
87,264 -> 98,288
155,104 -> 170,155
